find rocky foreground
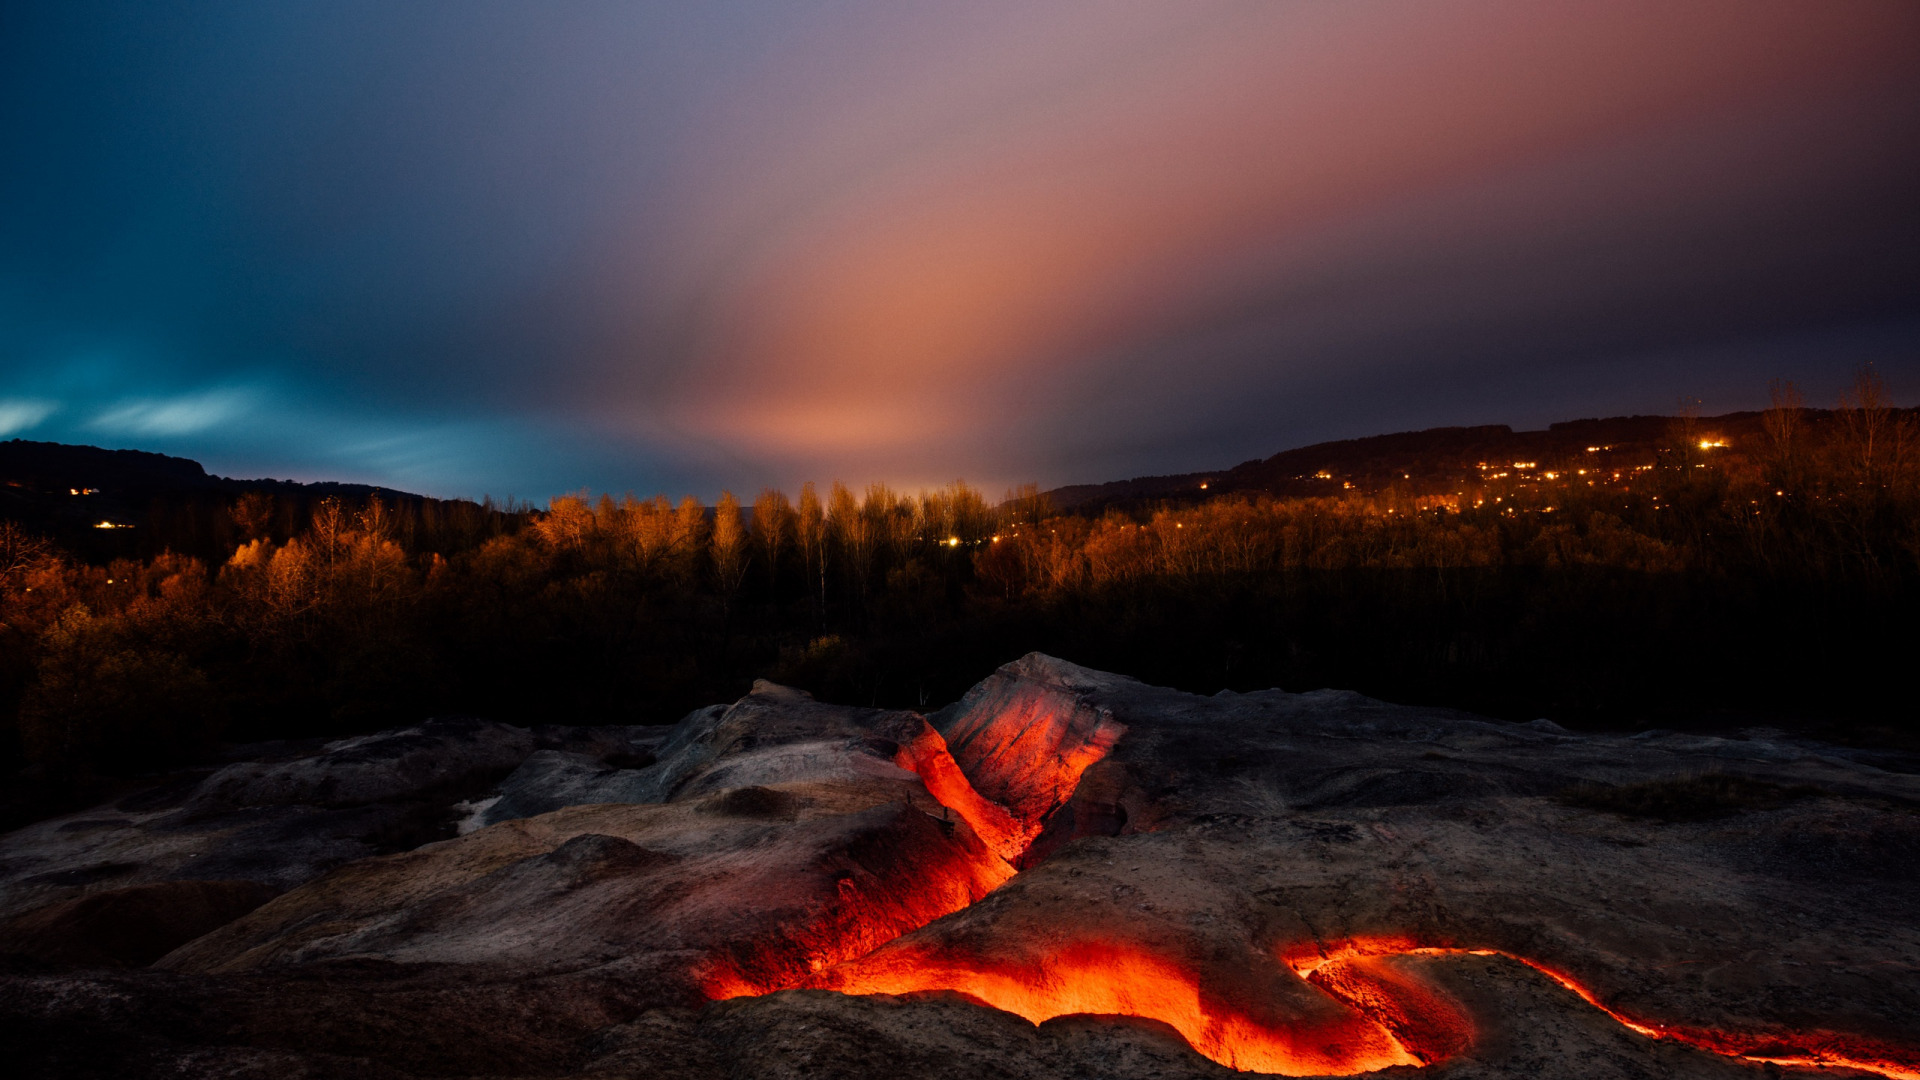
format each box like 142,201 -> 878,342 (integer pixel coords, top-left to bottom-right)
2,654 -> 1918,1079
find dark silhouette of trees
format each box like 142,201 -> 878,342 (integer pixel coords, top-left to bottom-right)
797,482 -> 826,628
2,390 -> 1917,830
712,491 -> 750,651
228,491 -> 275,544
752,489 -> 792,591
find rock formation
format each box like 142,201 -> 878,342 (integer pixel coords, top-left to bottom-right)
3,654 -> 1917,1079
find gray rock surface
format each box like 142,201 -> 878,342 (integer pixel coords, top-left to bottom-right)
187,717 -> 539,811
0,717 -> 668,931
480,750 -> 660,825
2,654 -> 1917,1079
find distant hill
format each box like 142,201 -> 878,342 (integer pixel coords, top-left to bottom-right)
1042,410 -> 1826,512
0,439 -> 431,561
7,405 -> 1906,554
0,439 -> 420,501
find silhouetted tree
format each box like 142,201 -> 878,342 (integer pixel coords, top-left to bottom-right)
712,491 -> 749,603
1763,379 -> 1806,491
229,492 -> 275,544
752,489 -> 793,591
797,483 -> 826,627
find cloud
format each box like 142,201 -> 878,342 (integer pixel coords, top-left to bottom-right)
88,389 -> 257,436
0,398 -> 58,436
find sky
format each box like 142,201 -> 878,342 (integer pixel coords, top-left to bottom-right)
1,1 -> 1917,500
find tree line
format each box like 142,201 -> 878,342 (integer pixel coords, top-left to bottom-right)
1,373 -> 1915,825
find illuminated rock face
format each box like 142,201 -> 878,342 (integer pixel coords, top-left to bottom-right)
710,655 -> 1920,1079
7,654 -> 1920,1079
929,653 -> 1130,864
163,685 -> 1020,1005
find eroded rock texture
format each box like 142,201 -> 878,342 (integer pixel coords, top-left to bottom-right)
2,654 -> 1917,1079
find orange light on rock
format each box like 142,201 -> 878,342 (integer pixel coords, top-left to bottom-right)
812,938 -> 1442,1076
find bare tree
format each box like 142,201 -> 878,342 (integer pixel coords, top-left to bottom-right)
752,488 -> 792,590
829,481 -> 872,603
0,520 -> 50,584
1000,482 -> 1053,530
534,491 -> 594,551
1836,364 -> 1897,487
711,491 -> 750,659
711,491 -> 750,600
797,482 -> 826,625
229,492 -> 275,544
1764,380 -> 1804,475
670,496 -> 709,583
309,497 -> 349,584
1667,396 -> 1703,472
358,495 -> 395,543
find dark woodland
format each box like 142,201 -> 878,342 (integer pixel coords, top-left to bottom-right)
3,375 -> 1916,828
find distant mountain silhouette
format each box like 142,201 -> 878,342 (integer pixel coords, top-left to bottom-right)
2,405 -> 1897,541
0,439 -> 423,503
1043,411 -> 1799,511
0,438 -> 430,558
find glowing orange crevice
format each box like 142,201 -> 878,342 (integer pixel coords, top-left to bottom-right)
937,689 -> 1126,861
698,821 -> 1014,1000
1290,937 -> 1920,1080
808,938 -> 1462,1076
701,703 -> 1919,1079
888,725 -> 1026,864
701,715 -> 1054,999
